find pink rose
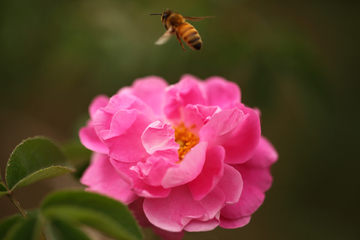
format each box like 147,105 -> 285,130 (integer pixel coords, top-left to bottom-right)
80,75 -> 277,239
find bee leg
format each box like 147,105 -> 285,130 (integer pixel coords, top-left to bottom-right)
175,32 -> 186,52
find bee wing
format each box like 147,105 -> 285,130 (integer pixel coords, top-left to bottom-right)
183,16 -> 215,22
155,27 -> 174,45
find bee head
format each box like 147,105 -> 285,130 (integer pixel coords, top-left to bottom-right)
161,10 -> 173,22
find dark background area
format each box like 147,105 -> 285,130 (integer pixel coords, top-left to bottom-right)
1,0 -> 359,239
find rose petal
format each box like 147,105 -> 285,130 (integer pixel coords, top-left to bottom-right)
110,159 -> 171,198
221,185 -> 265,219
91,94 -> 155,137
199,108 -> 244,148
219,215 -> 251,229
89,95 -> 109,118
144,185 -> 223,232
162,142 -> 208,188
80,153 -> 137,204
141,121 -> 179,161
183,104 -> 220,133
143,186 -> 203,232
101,109 -> 137,138
104,93 -> 154,120
221,156 -> 274,219
188,145 -> 225,200
242,136 -> 278,168
184,218 -> 219,232
222,104 -> 261,164
204,76 -> 241,109
118,76 -> 168,117
79,121 -> 108,154
92,109 -> 113,136
101,110 -> 150,162
194,105 -> 221,119
164,77 -> 206,123
135,156 -> 177,186
197,186 -> 225,220
234,165 -> 274,192
216,164 -> 243,204
129,198 -> 185,240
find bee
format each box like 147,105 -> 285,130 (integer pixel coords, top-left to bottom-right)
150,10 -> 213,51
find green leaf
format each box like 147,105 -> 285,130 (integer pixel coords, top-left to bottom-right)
0,167 -> 7,197
0,182 -> 8,197
5,137 -> 75,191
0,211 -> 40,239
0,214 -> 24,239
41,190 -> 143,240
45,218 -> 92,240
2,214 -> 42,240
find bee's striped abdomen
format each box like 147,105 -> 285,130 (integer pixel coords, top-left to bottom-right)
177,22 -> 202,50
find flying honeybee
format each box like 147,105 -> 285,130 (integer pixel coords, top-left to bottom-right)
150,10 -> 214,51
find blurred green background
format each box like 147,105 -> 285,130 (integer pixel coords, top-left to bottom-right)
1,0 -> 359,239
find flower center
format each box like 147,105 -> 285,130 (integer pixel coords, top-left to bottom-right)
174,123 -> 199,161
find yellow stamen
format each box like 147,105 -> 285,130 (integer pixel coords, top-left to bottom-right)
174,123 -> 199,161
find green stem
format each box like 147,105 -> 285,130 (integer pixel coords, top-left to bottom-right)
6,191 -> 27,218
4,184 -> 46,239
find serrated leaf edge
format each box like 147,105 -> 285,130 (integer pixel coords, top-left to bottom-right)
5,136 -> 67,183
10,165 -> 75,191
5,137 -> 46,175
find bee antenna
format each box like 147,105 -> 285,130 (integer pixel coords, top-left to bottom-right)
150,13 -> 162,16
